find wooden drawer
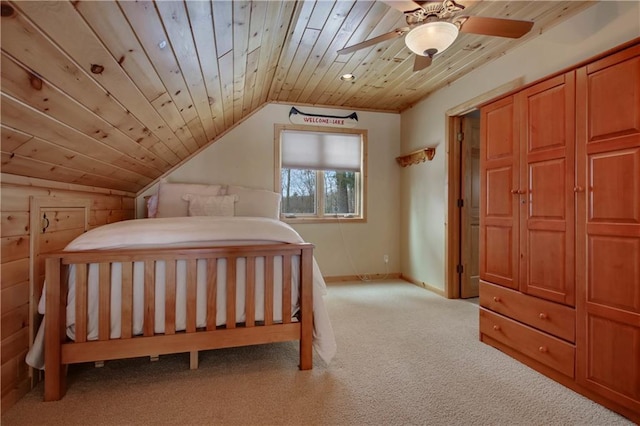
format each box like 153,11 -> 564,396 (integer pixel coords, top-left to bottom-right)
480,280 -> 575,343
480,308 -> 575,378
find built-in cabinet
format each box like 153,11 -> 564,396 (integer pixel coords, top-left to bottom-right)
479,41 -> 640,422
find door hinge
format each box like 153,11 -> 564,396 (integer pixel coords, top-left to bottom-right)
457,132 -> 464,142
456,264 -> 464,274
457,199 -> 464,208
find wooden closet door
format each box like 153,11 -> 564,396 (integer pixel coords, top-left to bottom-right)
480,96 -> 520,289
576,44 -> 640,414
517,72 -> 576,305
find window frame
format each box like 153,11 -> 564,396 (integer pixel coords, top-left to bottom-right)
274,124 -> 367,224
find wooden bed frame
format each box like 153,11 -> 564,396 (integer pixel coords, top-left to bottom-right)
43,243 -> 315,401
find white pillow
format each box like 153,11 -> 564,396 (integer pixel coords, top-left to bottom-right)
156,181 -> 224,217
226,185 -> 281,219
182,194 -> 237,217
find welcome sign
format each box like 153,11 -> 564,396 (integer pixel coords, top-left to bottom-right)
289,107 -> 358,128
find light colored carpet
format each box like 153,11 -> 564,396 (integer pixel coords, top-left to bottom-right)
1,280 -> 633,425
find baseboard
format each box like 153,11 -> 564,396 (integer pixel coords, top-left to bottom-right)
324,273 -> 402,283
400,273 -> 446,297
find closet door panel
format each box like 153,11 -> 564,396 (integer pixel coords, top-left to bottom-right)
586,55 -> 640,141
518,73 -> 575,305
480,96 -> 519,289
576,44 -> 640,415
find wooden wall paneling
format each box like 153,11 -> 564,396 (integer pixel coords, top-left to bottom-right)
268,0 -> 314,101
1,304 -> 29,341
0,94 -> 154,187
0,4 -> 181,167
0,152 -> 141,193
8,134 -> 150,186
1,329 -> 29,366
1,348 -> 29,395
0,125 -> 32,153
277,0 -> 332,101
245,1 -> 274,110
1,259 -> 29,289
298,1 -> 375,104
1,281 -> 29,315
155,1 -> 217,142
1,235 -> 29,264
117,0 -> 208,148
184,1 -> 225,135
72,1 -> 172,111
217,51 -> 236,129
0,52 -> 170,175
230,0 -> 251,123
0,178 -> 135,412
11,1 -> 191,160
256,1 -> 297,109
305,0 -> 387,104
325,9 -> 407,106
1,212 -> 29,238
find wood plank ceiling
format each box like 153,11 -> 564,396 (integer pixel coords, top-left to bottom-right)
0,0 -> 595,193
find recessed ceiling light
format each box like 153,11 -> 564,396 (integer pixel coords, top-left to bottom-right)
340,73 -> 356,82
158,40 -> 167,49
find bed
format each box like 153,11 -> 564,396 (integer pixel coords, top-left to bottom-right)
26,182 -> 336,401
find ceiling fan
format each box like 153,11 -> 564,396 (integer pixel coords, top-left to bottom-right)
338,0 -> 534,72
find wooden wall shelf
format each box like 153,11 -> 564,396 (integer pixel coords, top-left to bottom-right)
396,148 -> 436,167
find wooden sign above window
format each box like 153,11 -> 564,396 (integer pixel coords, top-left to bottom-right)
289,107 -> 358,128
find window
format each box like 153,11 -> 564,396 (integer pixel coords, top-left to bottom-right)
275,125 -> 367,223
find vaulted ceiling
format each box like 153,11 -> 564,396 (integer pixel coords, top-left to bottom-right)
0,1 -> 595,193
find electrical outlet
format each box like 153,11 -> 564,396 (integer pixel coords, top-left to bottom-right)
383,254 -> 389,264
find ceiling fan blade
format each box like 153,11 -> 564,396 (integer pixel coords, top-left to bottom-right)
413,54 -> 432,72
381,0 -> 424,13
458,16 -> 534,38
338,28 -> 409,55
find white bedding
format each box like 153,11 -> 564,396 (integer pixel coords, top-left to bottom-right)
26,217 -> 336,369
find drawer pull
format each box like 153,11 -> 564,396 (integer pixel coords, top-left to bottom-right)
493,296 -> 501,303
493,325 -> 501,331
539,313 -> 547,320
538,346 -> 548,353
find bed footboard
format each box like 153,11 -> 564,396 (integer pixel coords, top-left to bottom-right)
43,243 -> 314,401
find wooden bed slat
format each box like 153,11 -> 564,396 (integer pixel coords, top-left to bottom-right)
264,255 -> 274,326
282,255 -> 292,324
206,258 -> 217,331
121,262 -> 133,339
74,263 -> 88,343
143,260 -> 155,337
226,257 -> 236,329
186,259 -> 197,333
245,256 -> 256,327
299,247 -> 313,370
165,260 -> 176,335
98,263 -> 111,341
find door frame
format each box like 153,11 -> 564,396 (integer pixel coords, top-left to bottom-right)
444,78 -> 522,298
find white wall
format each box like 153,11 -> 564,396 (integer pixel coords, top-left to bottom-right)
399,1 -> 640,291
139,103 -> 401,278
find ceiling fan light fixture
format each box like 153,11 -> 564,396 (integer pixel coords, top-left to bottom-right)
405,21 -> 459,57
